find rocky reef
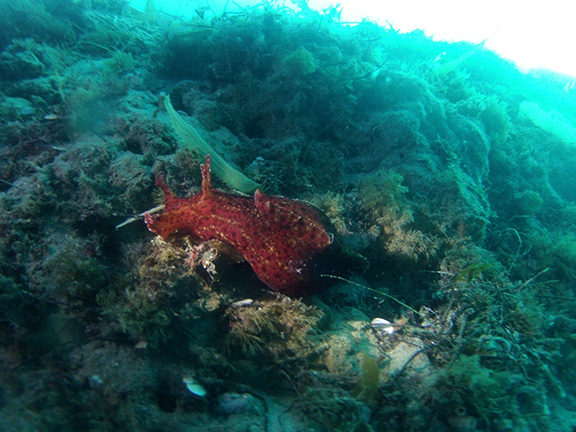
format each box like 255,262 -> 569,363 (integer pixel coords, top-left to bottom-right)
1,1 -> 576,431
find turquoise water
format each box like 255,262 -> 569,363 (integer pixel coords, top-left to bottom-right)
1,1 -> 576,431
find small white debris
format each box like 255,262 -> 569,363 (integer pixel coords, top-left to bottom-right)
370,318 -> 395,335
88,374 -> 103,389
231,299 -> 254,308
134,340 -> 148,349
182,376 -> 206,397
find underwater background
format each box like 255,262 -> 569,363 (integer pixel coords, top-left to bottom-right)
1,0 -> 576,431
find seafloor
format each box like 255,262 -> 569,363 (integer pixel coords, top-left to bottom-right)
1,1 -> 576,431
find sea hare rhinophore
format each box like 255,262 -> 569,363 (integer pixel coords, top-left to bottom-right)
145,154 -> 336,297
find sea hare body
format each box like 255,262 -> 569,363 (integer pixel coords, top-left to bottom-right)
145,155 -> 335,297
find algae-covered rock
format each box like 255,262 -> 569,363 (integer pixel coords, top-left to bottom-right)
2,2 -> 576,432
282,47 -> 318,76
0,97 -> 36,118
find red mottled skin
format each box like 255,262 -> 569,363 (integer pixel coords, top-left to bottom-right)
145,155 -> 334,297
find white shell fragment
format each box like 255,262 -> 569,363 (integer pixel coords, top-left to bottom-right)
370,318 -> 395,335
182,376 -> 206,397
231,299 -> 254,308
134,340 -> 148,349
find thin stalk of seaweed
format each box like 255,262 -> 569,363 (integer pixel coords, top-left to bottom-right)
321,274 -> 423,317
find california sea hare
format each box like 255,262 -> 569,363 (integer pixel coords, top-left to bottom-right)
145,155 -> 336,297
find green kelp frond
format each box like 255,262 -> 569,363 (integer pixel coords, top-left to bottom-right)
164,95 -> 260,193
353,352 -> 380,403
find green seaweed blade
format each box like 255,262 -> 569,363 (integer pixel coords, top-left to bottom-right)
164,96 -> 260,194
